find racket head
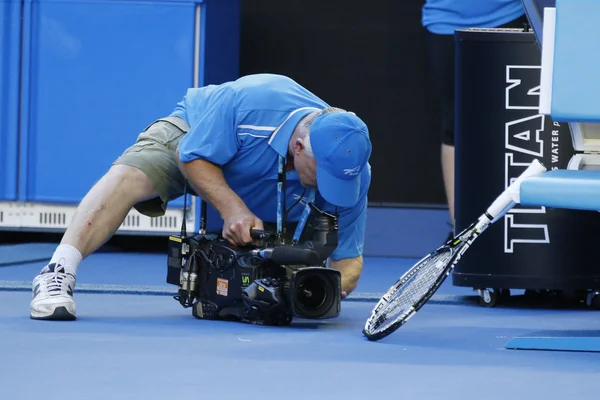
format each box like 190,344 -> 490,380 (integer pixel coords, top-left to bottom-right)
362,225 -> 480,342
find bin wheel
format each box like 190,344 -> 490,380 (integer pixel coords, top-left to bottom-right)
477,288 -> 498,307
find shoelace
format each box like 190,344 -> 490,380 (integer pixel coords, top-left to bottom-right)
41,270 -> 69,294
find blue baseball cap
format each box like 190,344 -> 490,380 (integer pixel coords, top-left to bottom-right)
310,111 -> 371,208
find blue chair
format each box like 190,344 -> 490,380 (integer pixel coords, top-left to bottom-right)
504,0 -> 600,352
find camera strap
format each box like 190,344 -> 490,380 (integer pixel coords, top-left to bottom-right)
293,189 -> 315,243
277,155 -> 315,244
276,156 -> 286,236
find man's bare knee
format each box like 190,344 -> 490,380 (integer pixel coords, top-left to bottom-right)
62,164 -> 160,257
102,164 -> 158,202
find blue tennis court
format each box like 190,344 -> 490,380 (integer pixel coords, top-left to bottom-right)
3,0 -> 600,398
1,248 -> 599,399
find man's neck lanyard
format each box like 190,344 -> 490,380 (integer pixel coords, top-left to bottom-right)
277,155 -> 315,244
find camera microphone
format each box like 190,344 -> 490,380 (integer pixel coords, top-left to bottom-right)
252,246 -> 321,266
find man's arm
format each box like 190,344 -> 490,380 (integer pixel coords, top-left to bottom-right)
173,87 -> 264,245
176,153 -> 244,216
331,255 -> 364,298
176,151 -> 264,245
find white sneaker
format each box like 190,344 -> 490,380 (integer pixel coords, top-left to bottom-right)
30,263 -> 77,320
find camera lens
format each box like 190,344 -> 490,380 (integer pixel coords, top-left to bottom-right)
293,272 -> 337,318
297,276 -> 327,309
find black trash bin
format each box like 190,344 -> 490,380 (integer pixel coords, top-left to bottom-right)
453,28 -> 600,308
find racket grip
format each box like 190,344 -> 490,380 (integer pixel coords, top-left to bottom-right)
485,159 -> 547,221
506,159 -> 547,195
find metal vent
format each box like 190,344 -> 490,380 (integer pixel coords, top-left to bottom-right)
122,215 -> 140,227
0,202 -> 192,233
39,212 -> 67,225
151,216 -> 178,229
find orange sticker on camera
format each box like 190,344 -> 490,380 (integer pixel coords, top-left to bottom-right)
216,278 -> 228,296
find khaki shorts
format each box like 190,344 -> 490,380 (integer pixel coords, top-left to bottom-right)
113,116 -> 194,217
114,116 -> 316,243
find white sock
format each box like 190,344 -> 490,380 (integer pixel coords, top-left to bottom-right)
49,244 -> 83,276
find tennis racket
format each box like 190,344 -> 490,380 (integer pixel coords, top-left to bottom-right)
362,159 -> 547,341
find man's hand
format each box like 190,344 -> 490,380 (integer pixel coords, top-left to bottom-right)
222,206 -> 264,247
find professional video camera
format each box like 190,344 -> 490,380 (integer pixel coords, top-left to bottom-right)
165,194 -> 342,326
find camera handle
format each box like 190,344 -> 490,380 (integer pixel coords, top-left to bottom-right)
249,229 -> 271,240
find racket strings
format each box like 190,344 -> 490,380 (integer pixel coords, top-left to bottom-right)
366,250 -> 454,333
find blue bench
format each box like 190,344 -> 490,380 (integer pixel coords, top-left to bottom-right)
504,0 -> 600,352
521,169 -> 600,211
504,169 -> 600,352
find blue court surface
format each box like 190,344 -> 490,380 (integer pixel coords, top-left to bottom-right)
1,250 -> 600,399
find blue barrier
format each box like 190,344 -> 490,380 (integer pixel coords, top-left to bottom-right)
16,0 -> 239,205
0,0 -> 240,234
19,0 -> 195,203
0,0 -> 21,201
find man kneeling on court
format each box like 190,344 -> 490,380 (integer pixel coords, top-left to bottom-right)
29,73 -> 372,321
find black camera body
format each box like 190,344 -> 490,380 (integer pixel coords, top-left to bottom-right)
165,203 -> 342,326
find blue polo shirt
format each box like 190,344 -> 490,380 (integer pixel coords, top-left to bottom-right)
171,74 -> 371,261
422,0 -> 525,34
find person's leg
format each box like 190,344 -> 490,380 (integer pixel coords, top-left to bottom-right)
425,29 -> 456,233
56,165 -> 159,262
441,143 -> 455,223
426,13 -> 529,236
29,165 -> 160,321
437,12 -> 529,229
30,117 -> 191,321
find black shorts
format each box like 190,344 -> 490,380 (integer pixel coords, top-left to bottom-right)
426,14 -> 529,146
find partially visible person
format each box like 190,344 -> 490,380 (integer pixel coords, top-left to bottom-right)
422,0 -> 527,237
